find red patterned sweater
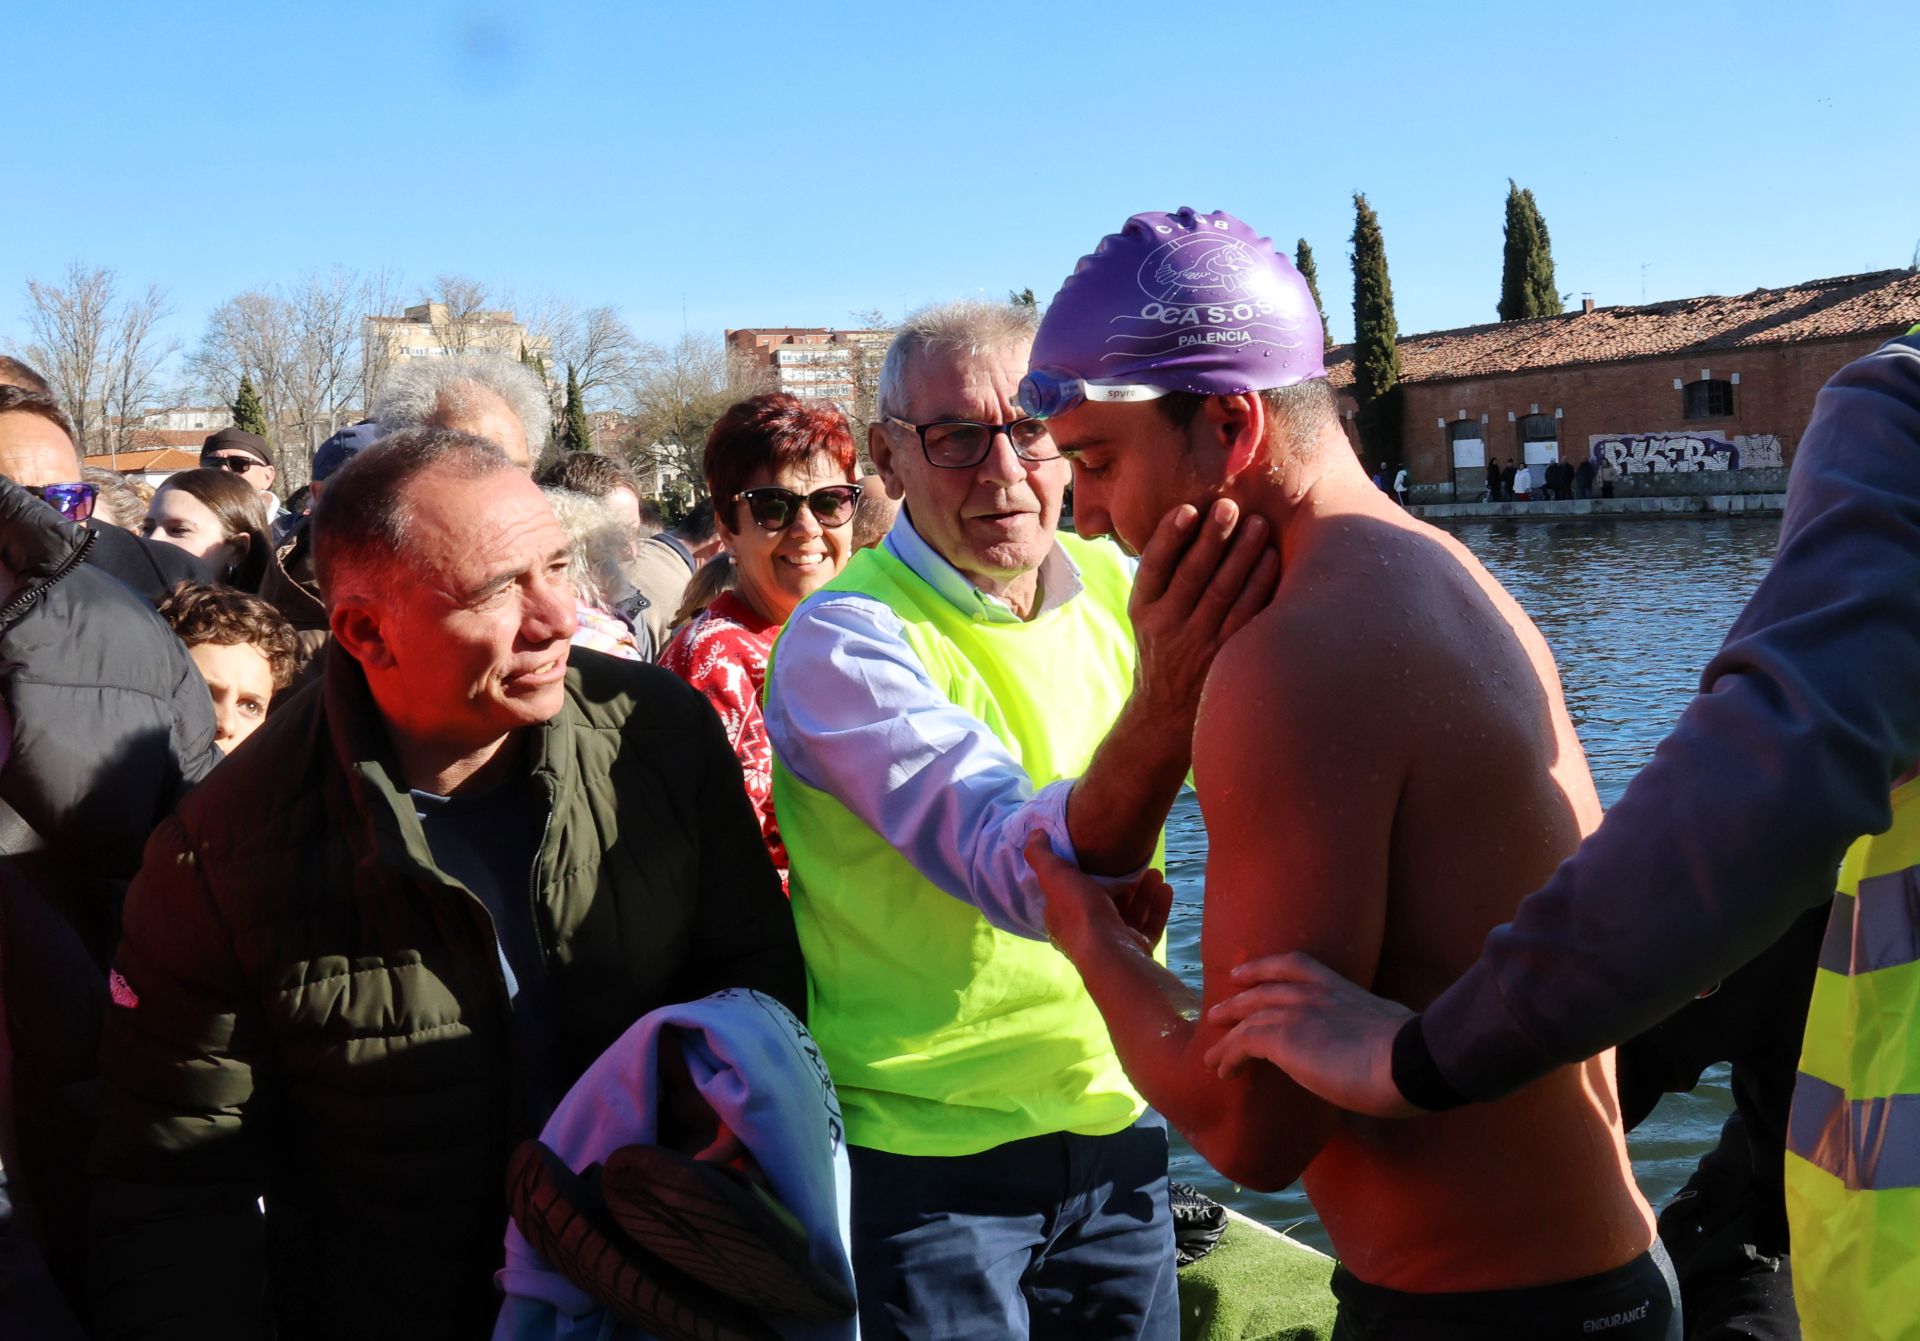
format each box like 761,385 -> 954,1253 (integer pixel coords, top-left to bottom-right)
659,592 -> 787,887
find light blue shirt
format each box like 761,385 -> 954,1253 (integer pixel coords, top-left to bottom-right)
764,509 -> 1135,941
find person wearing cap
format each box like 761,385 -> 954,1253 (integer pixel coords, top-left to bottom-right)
256,420 -> 383,681
200,426 -> 290,536
763,297 -> 1275,1339
1018,208 -> 1675,1339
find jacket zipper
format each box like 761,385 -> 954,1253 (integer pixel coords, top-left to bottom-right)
0,525 -> 95,628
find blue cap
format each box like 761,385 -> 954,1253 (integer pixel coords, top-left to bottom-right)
312,421 -> 383,482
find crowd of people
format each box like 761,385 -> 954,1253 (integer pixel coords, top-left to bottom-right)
0,209 -> 1915,1341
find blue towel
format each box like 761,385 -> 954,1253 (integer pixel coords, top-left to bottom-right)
493,988 -> 857,1341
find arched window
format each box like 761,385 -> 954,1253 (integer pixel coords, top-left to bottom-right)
1683,378 -> 1734,419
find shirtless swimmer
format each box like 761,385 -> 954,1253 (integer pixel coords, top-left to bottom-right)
1019,208 -> 1679,1341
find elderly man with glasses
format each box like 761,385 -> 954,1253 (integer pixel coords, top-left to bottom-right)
763,298 -> 1277,1339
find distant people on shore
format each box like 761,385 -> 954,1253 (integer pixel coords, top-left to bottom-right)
1600,456 -> 1621,497
661,392 -> 861,887
1392,464 -> 1409,507
1512,463 -> 1534,501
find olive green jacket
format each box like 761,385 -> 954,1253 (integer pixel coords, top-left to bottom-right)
89,644 -> 803,1340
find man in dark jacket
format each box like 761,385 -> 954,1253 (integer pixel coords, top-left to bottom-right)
0,477 -> 217,1326
90,429 -> 804,1340
0,386 -> 199,603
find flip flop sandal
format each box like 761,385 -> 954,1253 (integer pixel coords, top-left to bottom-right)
600,1143 -> 857,1324
505,1138 -> 779,1341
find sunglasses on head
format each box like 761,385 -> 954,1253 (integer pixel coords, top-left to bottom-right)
25,482 -> 97,523
731,483 -> 863,533
203,453 -> 264,474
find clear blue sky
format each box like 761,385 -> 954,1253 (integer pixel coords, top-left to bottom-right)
4,0 -> 1914,384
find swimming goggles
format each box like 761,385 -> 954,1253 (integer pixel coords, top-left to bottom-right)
1016,367 -> 1170,421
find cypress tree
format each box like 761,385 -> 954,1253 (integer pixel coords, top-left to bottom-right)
231,374 -> 269,438
1349,193 -> 1403,458
1295,240 -> 1332,351
562,366 -> 593,453
1499,181 -> 1563,320
1527,197 -> 1562,317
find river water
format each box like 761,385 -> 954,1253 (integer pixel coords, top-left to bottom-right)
1164,516 -> 1783,1252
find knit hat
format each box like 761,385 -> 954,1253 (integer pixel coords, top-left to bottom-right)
200,426 -> 273,467
1023,207 -> 1323,417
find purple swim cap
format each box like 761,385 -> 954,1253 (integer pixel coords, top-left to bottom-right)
1030,208 -> 1325,399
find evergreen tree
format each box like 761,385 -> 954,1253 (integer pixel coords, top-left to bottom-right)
231,374 -> 269,439
1294,239 -> 1332,351
1009,287 -> 1037,310
562,366 -> 593,453
1499,180 -> 1563,321
1349,193 -> 1403,458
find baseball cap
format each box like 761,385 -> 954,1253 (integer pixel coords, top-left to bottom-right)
1021,207 -> 1324,420
312,421 -> 382,482
200,426 -> 273,467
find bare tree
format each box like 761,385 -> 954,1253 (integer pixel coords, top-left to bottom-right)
553,305 -> 640,411
19,264 -> 178,457
101,284 -> 179,456
423,274 -> 493,352
191,267 -> 404,486
621,332 -> 765,498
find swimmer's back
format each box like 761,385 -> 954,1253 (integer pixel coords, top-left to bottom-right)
1196,493 -> 1654,1294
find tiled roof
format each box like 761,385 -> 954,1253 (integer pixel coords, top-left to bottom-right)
1324,269 -> 1920,388
83,447 -> 202,472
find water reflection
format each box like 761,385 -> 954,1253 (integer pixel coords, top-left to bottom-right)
1163,517 -> 1780,1251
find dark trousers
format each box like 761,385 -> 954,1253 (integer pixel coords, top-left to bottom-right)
848,1112 -> 1177,1340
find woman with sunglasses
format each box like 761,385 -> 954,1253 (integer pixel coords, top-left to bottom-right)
660,393 -> 861,888
140,467 -> 272,591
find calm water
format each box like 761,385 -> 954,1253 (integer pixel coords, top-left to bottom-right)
1163,517 -> 1782,1253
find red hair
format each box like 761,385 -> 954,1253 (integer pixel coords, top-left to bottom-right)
703,393 -> 856,530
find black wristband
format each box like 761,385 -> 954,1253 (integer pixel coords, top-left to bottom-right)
1390,1014 -> 1470,1113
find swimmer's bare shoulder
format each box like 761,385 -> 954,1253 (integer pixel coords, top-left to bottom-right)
1192,512 -> 1654,1291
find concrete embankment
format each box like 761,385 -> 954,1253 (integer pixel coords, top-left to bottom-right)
1412,493 -> 1784,523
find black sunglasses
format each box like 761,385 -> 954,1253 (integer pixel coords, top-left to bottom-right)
881,415 -> 1059,470
25,482 -> 97,522
731,484 -> 863,533
202,453 -> 264,474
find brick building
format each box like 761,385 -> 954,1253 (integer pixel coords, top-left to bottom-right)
1326,269 -> 1920,502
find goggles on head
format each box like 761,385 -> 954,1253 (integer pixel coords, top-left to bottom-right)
1016,367 -> 1170,421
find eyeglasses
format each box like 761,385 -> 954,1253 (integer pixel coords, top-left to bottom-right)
881,415 -> 1060,470
202,454 -> 264,474
731,483 -> 863,533
24,482 -> 97,523
1016,367 -> 1170,421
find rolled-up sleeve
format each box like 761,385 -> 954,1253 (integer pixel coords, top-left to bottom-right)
766,592 -> 1107,940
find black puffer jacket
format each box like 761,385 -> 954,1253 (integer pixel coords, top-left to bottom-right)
0,477 -> 217,1305
91,643 -> 803,1340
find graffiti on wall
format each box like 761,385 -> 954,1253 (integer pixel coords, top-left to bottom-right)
1588,430 -> 1782,473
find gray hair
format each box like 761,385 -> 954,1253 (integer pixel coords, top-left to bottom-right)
541,486 -> 640,614
312,427 -> 513,605
372,351 -> 552,456
875,299 -> 1040,420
